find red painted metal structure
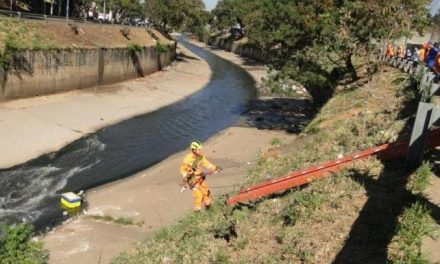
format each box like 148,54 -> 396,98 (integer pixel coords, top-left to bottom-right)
226,128 -> 440,205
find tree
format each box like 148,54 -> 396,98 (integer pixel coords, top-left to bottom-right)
211,0 -> 262,33
182,0 -> 210,39
237,0 -> 430,80
321,0 -> 431,79
209,0 -> 430,103
144,0 -> 207,33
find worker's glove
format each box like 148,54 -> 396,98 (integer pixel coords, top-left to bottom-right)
180,186 -> 187,193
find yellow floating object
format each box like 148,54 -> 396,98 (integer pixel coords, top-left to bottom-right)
61,192 -> 81,209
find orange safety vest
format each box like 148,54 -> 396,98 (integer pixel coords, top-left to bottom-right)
386,44 -> 394,57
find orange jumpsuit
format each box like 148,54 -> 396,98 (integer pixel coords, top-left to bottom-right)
180,152 -> 217,211
386,44 -> 395,58
418,43 -> 430,62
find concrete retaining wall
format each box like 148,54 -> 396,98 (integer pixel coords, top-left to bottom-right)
0,43 -> 176,100
208,37 -> 266,62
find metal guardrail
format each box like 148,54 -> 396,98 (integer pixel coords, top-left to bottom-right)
0,9 -> 149,29
379,54 -> 440,100
379,54 -> 440,166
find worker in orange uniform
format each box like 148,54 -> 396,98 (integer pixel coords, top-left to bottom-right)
180,141 -> 222,211
418,43 -> 429,62
397,45 -> 404,58
386,43 -> 395,59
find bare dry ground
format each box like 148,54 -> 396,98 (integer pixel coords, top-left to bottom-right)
0,18 -> 171,52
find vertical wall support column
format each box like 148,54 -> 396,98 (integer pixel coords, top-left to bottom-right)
0,66 -> 5,100
407,102 -> 440,167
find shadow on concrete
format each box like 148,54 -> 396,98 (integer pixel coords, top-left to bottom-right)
130,52 -> 144,77
175,52 -> 200,62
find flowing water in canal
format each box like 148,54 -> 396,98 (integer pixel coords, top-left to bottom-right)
0,39 -> 256,230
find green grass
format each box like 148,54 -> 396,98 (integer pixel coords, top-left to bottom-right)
282,188 -> 329,226
270,137 -> 283,147
303,117 -> 323,134
0,20 -> 59,70
408,162 -> 432,195
89,215 -> 143,227
113,202 -> 237,263
390,201 -> 436,264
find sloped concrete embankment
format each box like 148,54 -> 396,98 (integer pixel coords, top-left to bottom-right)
0,44 -> 176,100
208,36 -> 266,63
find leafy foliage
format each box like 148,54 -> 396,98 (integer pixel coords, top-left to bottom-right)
210,0 -> 431,100
155,42 -> 169,53
0,224 -> 49,264
145,0 -> 208,33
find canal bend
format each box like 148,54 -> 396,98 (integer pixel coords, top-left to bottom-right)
0,39 -> 256,230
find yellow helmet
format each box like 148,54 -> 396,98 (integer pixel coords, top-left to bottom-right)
190,141 -> 202,150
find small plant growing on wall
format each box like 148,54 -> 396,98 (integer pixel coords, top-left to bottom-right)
155,42 -> 169,53
121,28 -> 131,40
0,52 -> 11,71
128,43 -> 142,55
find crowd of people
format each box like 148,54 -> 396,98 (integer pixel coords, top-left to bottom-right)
385,42 -> 440,74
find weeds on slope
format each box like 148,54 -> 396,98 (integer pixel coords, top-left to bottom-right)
408,162 -> 432,195
245,70 -> 413,186
0,20 -> 59,70
113,169 -> 366,264
388,162 -> 438,264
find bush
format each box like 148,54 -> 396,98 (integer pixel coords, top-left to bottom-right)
193,26 -> 209,42
0,224 -> 49,264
